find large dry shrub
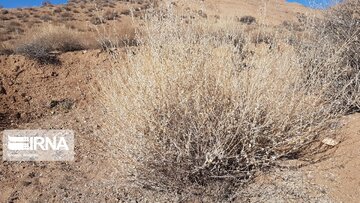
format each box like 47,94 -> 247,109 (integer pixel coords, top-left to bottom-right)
98,7 -> 344,200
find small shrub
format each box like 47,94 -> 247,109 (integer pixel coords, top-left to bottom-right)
103,10 -> 119,20
61,12 -> 72,18
252,31 -> 273,45
7,21 -> 24,34
15,12 -> 29,19
16,42 -> 58,64
42,1 -> 52,7
120,9 -> 131,15
1,9 -> 8,15
0,16 -> 11,21
32,19 -> 42,24
53,7 -> 62,13
90,16 -> 105,25
0,34 -> 12,42
0,43 -> 13,55
15,25 -> 86,63
237,15 -> 256,25
40,15 -> 52,22
282,20 -> 304,32
8,21 -> 21,27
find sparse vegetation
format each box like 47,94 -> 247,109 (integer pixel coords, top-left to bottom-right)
42,1 -> 52,7
90,16 -> 105,25
53,7 -> 62,13
40,14 -> 52,22
296,0 -> 360,112
0,43 -> 13,55
238,15 -> 256,25
15,25 -> 86,63
6,21 -> 25,34
251,31 -> 274,45
103,10 -> 119,20
1,9 -> 8,15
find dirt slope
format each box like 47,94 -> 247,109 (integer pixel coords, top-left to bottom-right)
0,51 -> 123,202
304,113 -> 360,202
204,0 -> 317,25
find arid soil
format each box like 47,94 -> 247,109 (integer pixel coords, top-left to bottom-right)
0,0 -> 359,202
0,51 -> 121,202
205,0 -> 315,25
305,113 -> 360,202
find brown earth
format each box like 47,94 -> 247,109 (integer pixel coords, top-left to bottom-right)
0,0 -> 359,202
304,113 -> 360,202
205,0 -> 316,25
0,0 -> 148,51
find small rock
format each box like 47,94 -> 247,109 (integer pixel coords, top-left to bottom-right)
322,137 -> 339,146
23,181 -> 32,186
24,96 -> 32,102
49,99 -> 74,110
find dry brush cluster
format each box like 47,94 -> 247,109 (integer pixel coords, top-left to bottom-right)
300,0 -> 360,112
15,25 -> 87,64
98,0 -> 359,200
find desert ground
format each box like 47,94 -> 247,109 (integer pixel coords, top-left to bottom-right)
0,0 -> 359,202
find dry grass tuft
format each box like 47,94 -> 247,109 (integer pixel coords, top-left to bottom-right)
103,10 -> 119,20
15,25 -> 86,63
237,15 -> 256,25
0,43 -> 13,55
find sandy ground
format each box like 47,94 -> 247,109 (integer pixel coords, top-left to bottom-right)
305,113 -> 360,202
